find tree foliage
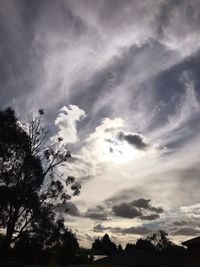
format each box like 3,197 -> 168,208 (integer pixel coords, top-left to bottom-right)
135,238 -> 156,252
125,230 -> 186,263
14,219 -> 80,265
147,230 -> 173,251
0,107 -> 81,257
91,234 -> 119,256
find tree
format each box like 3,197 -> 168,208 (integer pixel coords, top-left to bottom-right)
125,243 -> 136,252
91,234 -> 118,256
147,230 -> 173,251
55,228 -> 80,264
91,238 -> 104,255
102,234 -> 118,255
0,107 -> 81,260
146,230 -> 187,263
135,238 -> 156,252
118,244 -> 123,253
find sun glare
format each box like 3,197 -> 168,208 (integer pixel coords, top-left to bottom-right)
104,139 -> 143,164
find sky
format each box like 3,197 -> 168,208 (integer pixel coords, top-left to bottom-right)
1,0 -> 200,248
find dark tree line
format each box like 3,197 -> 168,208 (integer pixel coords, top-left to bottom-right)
90,230 -> 187,263
125,230 -> 186,256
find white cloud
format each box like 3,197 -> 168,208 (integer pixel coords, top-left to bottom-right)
55,105 -> 86,144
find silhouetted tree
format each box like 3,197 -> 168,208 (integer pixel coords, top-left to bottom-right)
13,218 -> 81,265
147,230 -> 172,251
91,238 -> 104,255
55,228 -> 80,265
125,243 -> 136,252
102,234 -> 118,255
118,244 -> 123,253
13,231 -> 43,265
91,234 -> 118,256
0,107 -> 81,262
135,238 -> 156,252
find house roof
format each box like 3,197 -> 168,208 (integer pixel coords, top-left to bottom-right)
182,236 -> 200,246
95,249 -> 169,266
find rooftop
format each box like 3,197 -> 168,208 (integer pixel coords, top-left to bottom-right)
182,236 -> 200,246
95,249 -> 170,266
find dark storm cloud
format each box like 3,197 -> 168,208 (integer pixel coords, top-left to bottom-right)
112,198 -> 164,220
171,227 -> 200,236
93,224 -> 151,235
118,131 -> 149,150
84,205 -> 109,221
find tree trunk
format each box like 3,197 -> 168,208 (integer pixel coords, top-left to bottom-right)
3,206 -> 20,264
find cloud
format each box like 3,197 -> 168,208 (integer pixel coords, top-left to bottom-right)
84,205 -> 109,221
140,214 -> 160,220
180,203 -> 200,217
118,131 -> 149,150
132,198 -> 164,213
112,203 -> 142,219
171,227 -> 200,236
93,224 -> 151,235
63,154 -> 97,183
55,105 -> 86,144
172,216 -> 200,229
81,198 -> 163,222
173,220 -> 188,227
57,202 -> 110,221
158,0 -> 200,57
112,199 -> 164,220
132,198 -> 152,209
104,188 -> 143,206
